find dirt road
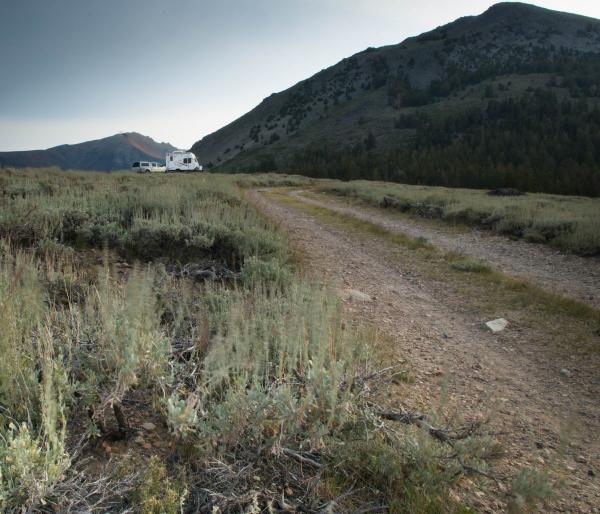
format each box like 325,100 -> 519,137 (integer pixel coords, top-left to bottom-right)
249,189 -> 600,513
291,190 -> 600,310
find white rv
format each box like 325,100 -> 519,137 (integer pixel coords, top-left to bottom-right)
166,150 -> 202,172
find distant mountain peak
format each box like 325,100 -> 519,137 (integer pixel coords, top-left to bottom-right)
485,2 -> 540,14
481,1 -> 597,24
0,133 -> 176,171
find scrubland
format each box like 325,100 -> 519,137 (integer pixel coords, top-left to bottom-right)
0,168 -> 535,513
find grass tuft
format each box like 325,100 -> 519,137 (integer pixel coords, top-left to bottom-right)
450,258 -> 492,273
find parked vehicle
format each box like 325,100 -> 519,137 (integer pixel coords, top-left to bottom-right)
132,161 -> 166,173
166,150 -> 202,172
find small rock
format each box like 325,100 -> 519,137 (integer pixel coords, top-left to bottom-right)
575,455 -> 587,464
342,288 -> 372,302
134,436 -> 145,444
485,318 -> 508,333
535,441 -> 544,449
560,368 -> 572,378
142,422 -> 156,431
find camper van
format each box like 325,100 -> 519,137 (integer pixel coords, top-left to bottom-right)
166,150 -> 202,172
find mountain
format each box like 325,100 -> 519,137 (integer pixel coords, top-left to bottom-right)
191,2 -> 600,196
0,133 -> 176,171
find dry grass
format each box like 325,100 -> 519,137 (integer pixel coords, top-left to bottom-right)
319,180 -> 600,255
0,168 -> 510,513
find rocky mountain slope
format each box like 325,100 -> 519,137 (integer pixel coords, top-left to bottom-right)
0,132 -> 176,171
191,2 -> 600,195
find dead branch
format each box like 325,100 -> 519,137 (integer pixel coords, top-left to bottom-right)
379,409 -> 504,487
377,409 -> 480,444
281,447 -> 323,468
455,455 -> 504,486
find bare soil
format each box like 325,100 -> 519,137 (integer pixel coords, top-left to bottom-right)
248,189 -> 600,513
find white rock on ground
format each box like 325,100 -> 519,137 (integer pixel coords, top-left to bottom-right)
341,288 -> 372,302
485,318 -> 508,333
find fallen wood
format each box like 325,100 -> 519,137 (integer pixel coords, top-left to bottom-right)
378,409 -> 479,443
281,447 -> 323,468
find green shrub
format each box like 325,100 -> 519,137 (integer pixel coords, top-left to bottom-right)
241,256 -> 292,289
330,428 -> 477,513
135,456 -> 186,514
0,250 -> 69,509
0,169 -> 287,264
0,248 -> 44,418
508,468 -> 554,513
72,265 -> 172,422
192,283 -> 371,453
450,258 -> 491,273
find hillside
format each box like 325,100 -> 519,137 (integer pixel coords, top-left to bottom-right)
0,132 -> 176,171
191,2 -> 600,196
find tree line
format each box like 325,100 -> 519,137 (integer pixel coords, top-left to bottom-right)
287,89 -> 600,196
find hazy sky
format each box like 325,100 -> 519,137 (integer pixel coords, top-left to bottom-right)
1,0 -> 600,151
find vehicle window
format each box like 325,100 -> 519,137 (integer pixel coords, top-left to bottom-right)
133,162 -> 139,167
141,162 -> 149,166
170,156 -> 173,161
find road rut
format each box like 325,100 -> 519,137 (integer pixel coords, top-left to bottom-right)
292,190 -> 600,309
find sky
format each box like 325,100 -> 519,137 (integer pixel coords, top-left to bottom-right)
1,0 -> 600,151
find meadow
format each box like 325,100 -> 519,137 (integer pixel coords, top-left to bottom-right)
319,180 -> 600,255
0,168 -> 523,513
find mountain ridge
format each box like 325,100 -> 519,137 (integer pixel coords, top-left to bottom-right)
0,132 -> 176,171
191,2 -> 600,195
